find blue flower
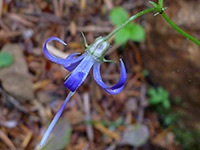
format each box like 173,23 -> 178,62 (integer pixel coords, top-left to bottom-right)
40,36 -> 127,146
43,37 -> 127,94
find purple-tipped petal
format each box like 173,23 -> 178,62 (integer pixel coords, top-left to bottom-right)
43,37 -> 67,64
64,54 -> 95,92
93,59 -> 127,94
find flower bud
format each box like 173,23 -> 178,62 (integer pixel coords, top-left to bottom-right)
88,37 -> 110,61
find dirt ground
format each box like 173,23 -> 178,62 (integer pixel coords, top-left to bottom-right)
0,0 -> 199,150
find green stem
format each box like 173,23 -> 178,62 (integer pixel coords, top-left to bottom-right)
159,0 -> 164,8
104,8 -> 157,41
161,12 -> 200,46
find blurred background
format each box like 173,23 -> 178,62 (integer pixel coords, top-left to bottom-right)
0,0 -> 200,149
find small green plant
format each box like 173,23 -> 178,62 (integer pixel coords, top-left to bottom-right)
142,69 -> 149,77
0,52 -> 13,68
148,86 -> 170,109
109,7 -> 145,44
147,86 -> 180,127
85,117 -> 123,131
173,127 -> 200,150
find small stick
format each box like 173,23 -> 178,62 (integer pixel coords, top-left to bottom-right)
0,129 -> 16,150
0,0 -> 3,18
83,92 -> 94,142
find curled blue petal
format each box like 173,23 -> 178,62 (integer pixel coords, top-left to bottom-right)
44,37 -> 67,64
104,85 -> 125,94
93,59 -> 127,94
64,54 -> 95,92
65,53 -> 80,60
44,37 -> 86,72
40,91 -> 75,146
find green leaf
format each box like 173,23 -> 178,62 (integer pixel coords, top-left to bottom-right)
0,52 -> 14,68
149,1 -> 159,8
142,69 -> 149,77
148,86 -> 171,106
148,88 -> 157,96
110,7 -> 128,26
162,99 -> 171,109
129,24 -> 145,42
149,96 -> 163,105
114,28 -> 130,44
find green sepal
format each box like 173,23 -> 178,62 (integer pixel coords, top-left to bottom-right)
80,39 -> 86,51
103,59 -> 116,63
162,7 -> 167,11
154,12 -> 160,16
81,31 -> 89,48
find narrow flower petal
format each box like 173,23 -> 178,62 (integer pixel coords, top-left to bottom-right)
44,37 -> 86,72
43,37 -> 67,64
64,54 -> 95,92
64,60 -> 82,72
104,85 -> 125,94
93,59 -> 127,94
40,92 -> 75,147
63,53 -> 86,71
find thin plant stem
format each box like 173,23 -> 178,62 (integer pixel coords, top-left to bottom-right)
40,91 -> 75,146
104,8 -> 157,41
161,12 -> 200,46
159,0 -> 164,8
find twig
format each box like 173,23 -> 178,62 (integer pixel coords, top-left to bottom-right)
83,92 -> 94,142
0,129 -> 16,150
21,130 -> 33,148
137,85 -> 147,124
80,0 -> 87,10
53,0 -> 59,18
103,0 -> 113,10
59,0 -> 64,18
77,26 -> 112,33
0,0 -> 3,18
94,123 -> 120,140
8,13 -> 34,27
0,88 -> 28,113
